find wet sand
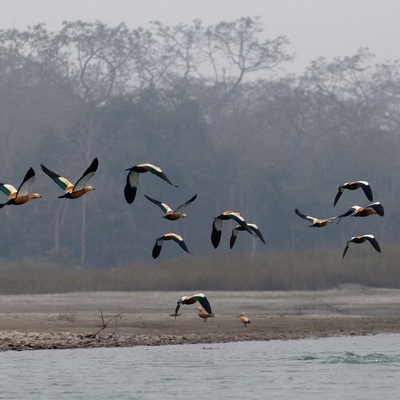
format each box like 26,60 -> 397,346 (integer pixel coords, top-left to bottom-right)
1,286 -> 400,351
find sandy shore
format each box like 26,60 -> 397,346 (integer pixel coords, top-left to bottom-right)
1,286 -> 400,351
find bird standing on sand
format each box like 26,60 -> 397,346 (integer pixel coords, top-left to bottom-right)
124,163 -> 178,204
294,208 -> 338,227
145,194 -> 197,220
197,307 -> 214,322
211,210 -> 254,248
152,232 -> 192,259
230,223 -> 266,249
240,312 -> 251,327
40,158 -> 98,199
336,202 -> 384,223
342,234 -> 381,258
334,181 -> 373,207
0,167 -> 41,208
173,293 -> 213,318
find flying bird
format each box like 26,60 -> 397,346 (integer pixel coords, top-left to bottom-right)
0,167 -> 41,208
342,234 -> 381,258
197,307 -> 214,322
336,202 -> 384,224
239,312 -> 251,327
294,208 -> 338,227
145,194 -> 197,220
172,293 -> 213,318
211,210 -> 254,248
334,181 -> 373,207
40,158 -> 98,199
124,163 -> 178,204
152,232 -> 192,259
230,223 -> 266,249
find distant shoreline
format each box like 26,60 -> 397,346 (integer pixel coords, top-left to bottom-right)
1,289 -> 400,351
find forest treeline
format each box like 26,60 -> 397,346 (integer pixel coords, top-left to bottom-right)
0,17 -> 400,272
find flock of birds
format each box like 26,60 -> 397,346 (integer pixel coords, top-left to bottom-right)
294,180 -> 383,258
0,158 -> 384,324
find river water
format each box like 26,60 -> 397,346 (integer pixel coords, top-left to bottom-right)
1,334 -> 399,399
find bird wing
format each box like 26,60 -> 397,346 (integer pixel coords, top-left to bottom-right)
174,194 -> 197,214
144,195 -> 173,214
16,167 -> 36,196
141,163 -> 178,187
365,235 -> 381,253
169,233 -> 191,254
248,224 -> 266,244
41,163 -> 74,192
342,242 -> 350,258
368,202 -> 384,216
124,170 -> 139,204
152,238 -> 164,259
358,182 -> 373,202
333,185 -> 344,206
73,157 -> 98,191
229,227 -> 240,249
0,183 -> 17,198
335,207 -> 356,223
295,208 -> 317,223
173,302 -> 181,318
211,218 -> 223,248
196,295 -> 212,314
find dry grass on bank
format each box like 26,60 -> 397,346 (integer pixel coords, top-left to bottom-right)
0,245 -> 399,294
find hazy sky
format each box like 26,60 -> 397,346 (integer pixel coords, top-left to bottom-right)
0,0 -> 399,73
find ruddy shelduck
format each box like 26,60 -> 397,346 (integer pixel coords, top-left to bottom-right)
197,307 -> 214,322
145,194 -> 197,220
124,163 -> 178,204
0,167 -> 41,208
40,158 -> 98,199
295,208 -> 337,227
239,312 -> 251,327
152,232 -> 192,259
342,234 -> 381,258
211,210 -> 254,248
336,202 -> 384,223
230,223 -> 266,249
173,293 -> 213,318
334,181 -> 373,207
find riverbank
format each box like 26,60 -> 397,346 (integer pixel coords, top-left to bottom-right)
1,287 -> 400,351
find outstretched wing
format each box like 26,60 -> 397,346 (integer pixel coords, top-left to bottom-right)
152,238 -> 164,259
174,194 -> 197,214
333,187 -> 343,207
124,170 -> 139,204
295,208 -> 316,223
144,195 -> 173,214
141,163 -> 178,187
365,235 -> 381,253
41,163 -> 74,192
16,167 -> 36,196
73,157 -> 98,190
359,182 -> 373,202
368,202 -> 384,217
249,224 -> 266,244
197,295 -> 212,315
170,233 -> 191,254
0,183 -> 17,198
342,242 -> 350,258
335,207 -> 356,224
211,218 -> 223,249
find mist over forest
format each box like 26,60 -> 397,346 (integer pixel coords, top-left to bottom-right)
0,17 -> 399,272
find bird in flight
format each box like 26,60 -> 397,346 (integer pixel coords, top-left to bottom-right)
152,232 -> 192,259
41,158 -> 98,199
145,194 -> 197,220
172,293 -> 213,319
295,208 -> 338,227
124,163 -> 178,204
334,181 -> 373,207
211,210 -> 254,248
230,223 -> 266,249
0,167 -> 41,208
335,202 -> 384,224
342,234 -> 381,258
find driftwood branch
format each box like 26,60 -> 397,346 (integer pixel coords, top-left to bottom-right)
85,310 -> 121,338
